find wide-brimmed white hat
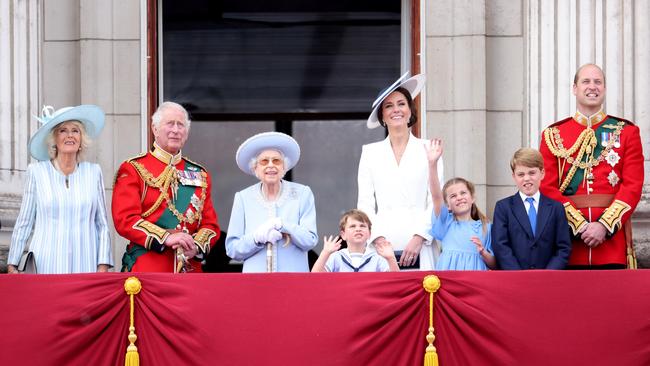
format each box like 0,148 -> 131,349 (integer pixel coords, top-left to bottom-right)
236,132 -> 301,175
366,72 -> 426,129
28,105 -> 105,161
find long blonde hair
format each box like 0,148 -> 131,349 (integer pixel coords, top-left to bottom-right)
442,177 -> 489,235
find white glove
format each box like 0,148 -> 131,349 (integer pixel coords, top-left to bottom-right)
266,229 -> 282,244
254,218 -> 283,244
253,222 -> 272,244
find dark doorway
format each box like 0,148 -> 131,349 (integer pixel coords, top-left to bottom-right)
160,0 -> 405,270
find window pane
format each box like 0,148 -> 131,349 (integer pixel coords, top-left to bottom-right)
162,0 -> 401,115
292,120 -> 384,251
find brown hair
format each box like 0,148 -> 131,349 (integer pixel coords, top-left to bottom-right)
442,177 -> 489,235
376,87 -> 418,128
510,148 -> 544,172
339,209 -> 372,232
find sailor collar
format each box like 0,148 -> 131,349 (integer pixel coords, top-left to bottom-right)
152,142 -> 182,165
574,109 -> 606,127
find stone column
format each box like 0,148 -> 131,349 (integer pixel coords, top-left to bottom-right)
0,0 -> 40,269
424,0 -> 488,211
632,0 -> 650,267
526,0 -> 650,266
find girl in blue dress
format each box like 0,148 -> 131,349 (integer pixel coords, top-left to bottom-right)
426,139 -> 496,270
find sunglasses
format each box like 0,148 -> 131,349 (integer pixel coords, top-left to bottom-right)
257,157 -> 283,166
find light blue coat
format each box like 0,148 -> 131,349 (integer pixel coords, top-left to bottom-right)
8,161 -> 113,273
226,181 -> 318,272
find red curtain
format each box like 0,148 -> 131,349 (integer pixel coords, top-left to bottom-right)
1,271 -> 649,366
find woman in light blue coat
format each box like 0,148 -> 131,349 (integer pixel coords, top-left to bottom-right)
7,105 -> 113,274
226,132 -> 317,272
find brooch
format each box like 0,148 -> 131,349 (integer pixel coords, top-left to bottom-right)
605,150 -> 620,167
607,170 -> 620,187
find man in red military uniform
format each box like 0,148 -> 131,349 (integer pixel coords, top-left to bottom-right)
112,101 -> 220,272
539,64 -> 644,268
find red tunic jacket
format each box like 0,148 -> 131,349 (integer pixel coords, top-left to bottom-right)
539,113 -> 644,266
112,146 -> 220,272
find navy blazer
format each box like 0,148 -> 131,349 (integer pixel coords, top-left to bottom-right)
492,193 -> 571,270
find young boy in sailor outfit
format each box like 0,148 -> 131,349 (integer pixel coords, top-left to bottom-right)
312,209 -> 399,272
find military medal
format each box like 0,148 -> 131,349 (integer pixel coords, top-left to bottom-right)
605,150 -> 620,167
607,170 -> 620,187
614,134 -> 621,148
179,170 -> 206,187
601,131 -> 610,147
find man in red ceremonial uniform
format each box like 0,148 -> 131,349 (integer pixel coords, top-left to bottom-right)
539,64 -> 644,269
112,101 -> 220,272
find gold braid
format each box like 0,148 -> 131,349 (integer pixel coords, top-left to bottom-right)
129,161 -> 205,224
543,121 -> 624,193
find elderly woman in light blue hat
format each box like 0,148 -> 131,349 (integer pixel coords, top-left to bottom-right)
226,132 -> 318,272
7,105 -> 113,274
357,72 -> 444,270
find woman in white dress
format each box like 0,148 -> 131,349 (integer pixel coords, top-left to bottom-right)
7,105 -> 113,274
357,73 -> 443,270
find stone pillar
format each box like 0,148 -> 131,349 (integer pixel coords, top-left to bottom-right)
526,0 -> 650,266
632,0 -> 650,267
0,0 -> 40,270
485,0 -> 525,216
424,0 -> 488,211
0,0 -> 143,271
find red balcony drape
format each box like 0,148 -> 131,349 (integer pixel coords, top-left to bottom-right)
1,270 -> 649,366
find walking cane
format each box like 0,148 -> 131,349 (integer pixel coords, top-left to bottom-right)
266,242 -> 273,272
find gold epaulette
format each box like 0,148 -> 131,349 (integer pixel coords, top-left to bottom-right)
563,202 -> 587,235
182,156 -> 208,172
598,200 -> 631,234
114,152 -> 148,188
126,152 -> 148,163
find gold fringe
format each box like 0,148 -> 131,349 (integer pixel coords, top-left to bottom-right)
627,245 -> 637,270
124,277 -> 142,366
423,275 -> 441,366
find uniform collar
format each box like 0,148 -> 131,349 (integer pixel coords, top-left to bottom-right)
574,109 -> 606,127
152,142 -> 182,165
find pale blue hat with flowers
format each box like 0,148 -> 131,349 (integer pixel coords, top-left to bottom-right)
366,72 -> 426,129
28,105 -> 105,161
236,132 -> 301,175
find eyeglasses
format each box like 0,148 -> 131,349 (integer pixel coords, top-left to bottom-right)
257,157 -> 283,166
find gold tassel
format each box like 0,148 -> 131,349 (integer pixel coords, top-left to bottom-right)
627,246 -> 637,270
423,275 -> 441,366
124,277 -> 142,366
625,221 -> 637,270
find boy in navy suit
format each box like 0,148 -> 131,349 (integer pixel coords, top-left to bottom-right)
492,148 -> 571,269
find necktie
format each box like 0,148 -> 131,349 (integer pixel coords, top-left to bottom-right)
526,197 -> 537,236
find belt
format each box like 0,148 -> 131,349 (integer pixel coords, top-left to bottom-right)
569,193 -> 636,269
569,194 -> 614,209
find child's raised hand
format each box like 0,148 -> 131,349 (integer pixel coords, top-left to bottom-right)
425,138 -> 444,163
470,236 -> 486,254
375,240 -> 396,260
322,235 -> 342,254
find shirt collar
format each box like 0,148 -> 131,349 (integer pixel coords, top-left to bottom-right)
574,109 -> 606,127
518,190 -> 541,205
152,142 -> 182,165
